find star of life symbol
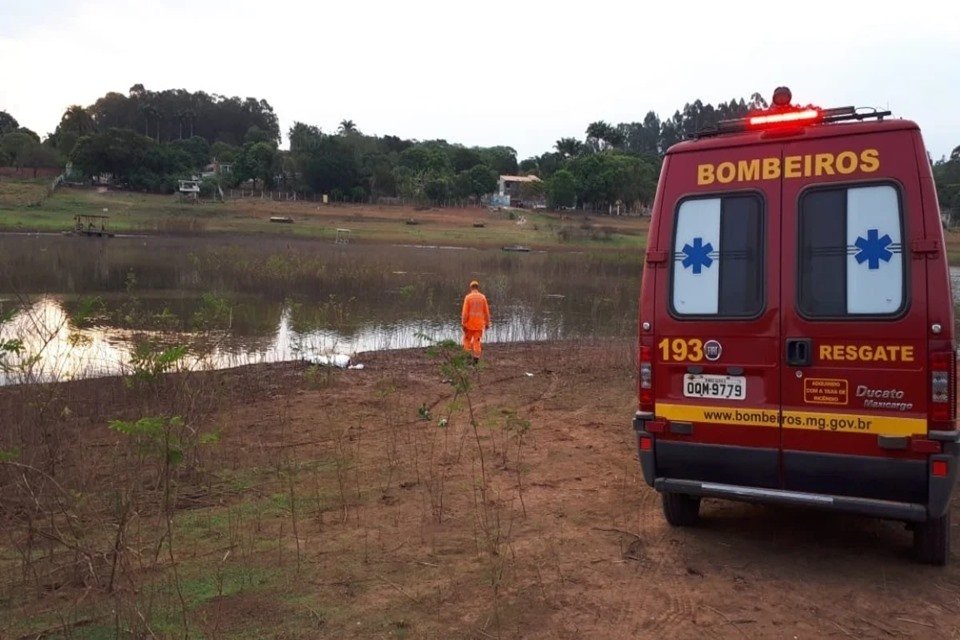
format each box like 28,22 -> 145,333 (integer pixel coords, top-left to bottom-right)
854,228 -> 893,270
681,237 -> 714,274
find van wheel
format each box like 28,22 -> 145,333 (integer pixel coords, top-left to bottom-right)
662,492 -> 701,527
913,512 -> 950,566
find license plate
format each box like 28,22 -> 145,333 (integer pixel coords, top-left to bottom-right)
683,374 -> 746,400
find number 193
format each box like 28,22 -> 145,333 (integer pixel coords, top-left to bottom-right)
658,338 -> 704,362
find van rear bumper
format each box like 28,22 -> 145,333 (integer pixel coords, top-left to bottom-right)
633,413 -> 959,521
654,477 -> 929,522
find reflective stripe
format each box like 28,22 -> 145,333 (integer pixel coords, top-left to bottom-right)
656,402 -> 926,437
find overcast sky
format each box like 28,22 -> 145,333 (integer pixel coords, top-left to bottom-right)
2,0 -> 958,160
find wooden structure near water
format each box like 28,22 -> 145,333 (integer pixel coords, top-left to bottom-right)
68,214 -> 114,238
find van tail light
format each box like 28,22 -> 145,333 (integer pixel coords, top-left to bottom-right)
639,435 -> 653,452
929,350 -> 956,427
639,345 -> 654,412
932,460 -> 949,478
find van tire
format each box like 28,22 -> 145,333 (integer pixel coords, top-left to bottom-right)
913,512 -> 950,566
662,492 -> 701,527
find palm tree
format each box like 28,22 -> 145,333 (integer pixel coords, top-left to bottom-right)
586,121 -> 617,150
555,137 -> 584,158
139,104 -> 160,141
60,105 -> 97,137
183,108 -> 197,138
338,119 -> 358,135
605,126 -> 625,149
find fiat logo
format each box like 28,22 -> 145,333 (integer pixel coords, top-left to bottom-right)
704,340 -> 722,361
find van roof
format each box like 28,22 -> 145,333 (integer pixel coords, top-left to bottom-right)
666,118 -> 920,155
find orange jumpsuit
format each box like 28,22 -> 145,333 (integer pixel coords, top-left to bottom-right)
461,289 -> 491,358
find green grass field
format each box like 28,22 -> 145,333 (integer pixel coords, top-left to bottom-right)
0,181 -> 648,252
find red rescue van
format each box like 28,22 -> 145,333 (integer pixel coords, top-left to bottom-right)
634,87 -> 957,564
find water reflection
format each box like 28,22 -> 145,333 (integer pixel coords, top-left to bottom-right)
4,238 -> 960,385
0,297 -> 579,385
0,234 -> 639,384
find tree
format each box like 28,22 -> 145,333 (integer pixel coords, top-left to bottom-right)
59,105 -> 97,137
518,157 -> 539,174
66,85 -> 280,146
16,127 -> 40,142
70,128 -> 154,182
586,121 -> 616,151
568,151 -> 657,211
139,103 -> 160,140
449,146 -> 484,173
519,178 -> 545,203
555,137 -> 584,158
547,169 -> 577,209
659,111 -> 683,153
639,111 -> 662,156
90,92 -> 135,130
130,144 -> 193,191
399,146 -> 449,173
536,152 -> 562,178
0,111 -> 18,136
288,122 -> 323,152
933,152 -> 960,215
479,146 -> 517,175
210,141 -> 241,163
0,132 -> 37,167
748,92 -> 769,111
424,176 -> 451,205
338,119 -> 358,135
465,164 -> 498,205
243,125 -> 273,145
170,136 -> 210,168
17,143 -> 64,177
290,134 -> 358,195
233,141 -> 279,189
364,152 -> 397,198
381,135 -> 410,154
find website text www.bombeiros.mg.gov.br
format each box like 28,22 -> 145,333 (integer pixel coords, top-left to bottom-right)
655,403 -> 925,437
703,408 -> 872,432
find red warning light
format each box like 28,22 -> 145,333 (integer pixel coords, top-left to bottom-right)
748,109 -> 820,127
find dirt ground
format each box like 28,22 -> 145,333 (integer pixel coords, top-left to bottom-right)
3,341 -> 960,639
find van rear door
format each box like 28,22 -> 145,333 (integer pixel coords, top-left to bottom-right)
653,144 -> 782,488
779,132 -> 929,503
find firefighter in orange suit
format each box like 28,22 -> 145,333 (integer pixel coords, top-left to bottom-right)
461,280 -> 491,363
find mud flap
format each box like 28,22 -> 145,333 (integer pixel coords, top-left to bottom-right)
633,413 -> 656,488
928,444 -> 960,518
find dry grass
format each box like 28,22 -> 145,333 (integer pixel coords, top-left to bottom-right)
4,340 -> 960,639
0,179 -> 51,207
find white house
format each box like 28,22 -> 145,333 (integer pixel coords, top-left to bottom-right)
495,175 -> 542,207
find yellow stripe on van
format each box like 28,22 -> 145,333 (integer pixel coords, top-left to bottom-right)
781,409 -> 925,436
656,403 -> 926,437
657,403 -> 780,428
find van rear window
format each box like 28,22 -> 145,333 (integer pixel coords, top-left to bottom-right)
671,195 -> 763,317
798,184 -> 904,317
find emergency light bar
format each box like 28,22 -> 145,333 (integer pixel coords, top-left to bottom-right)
748,108 -> 820,127
694,87 -> 892,139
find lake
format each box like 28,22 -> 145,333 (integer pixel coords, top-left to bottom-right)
5,234 -> 959,386
0,234 -> 641,384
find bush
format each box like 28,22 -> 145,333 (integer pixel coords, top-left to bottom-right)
200,177 -> 221,199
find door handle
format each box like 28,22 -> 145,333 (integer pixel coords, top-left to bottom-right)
786,338 -> 812,367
